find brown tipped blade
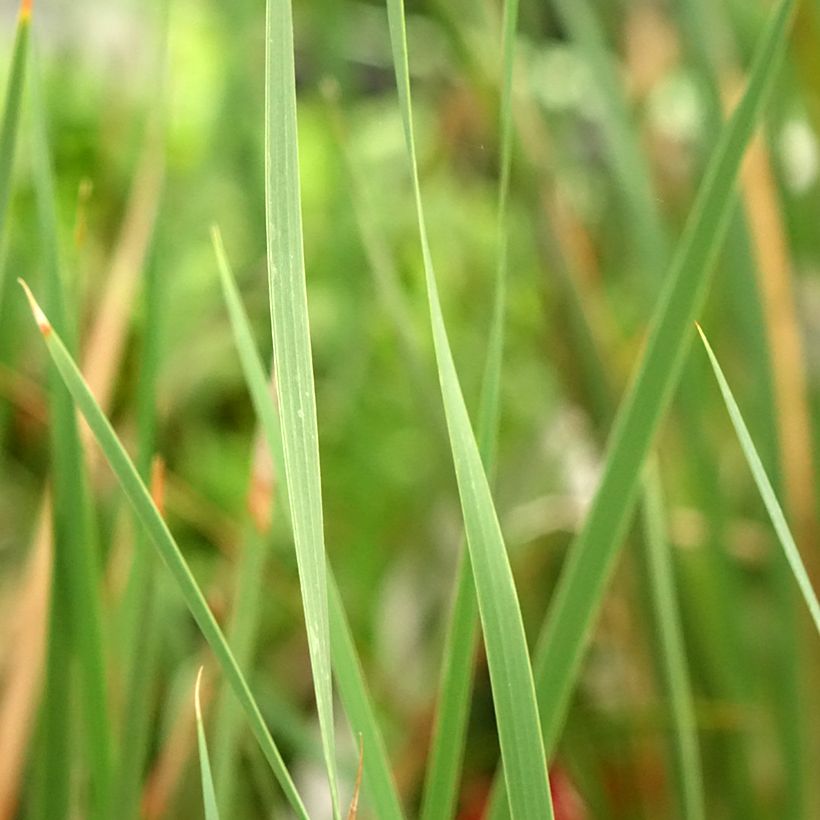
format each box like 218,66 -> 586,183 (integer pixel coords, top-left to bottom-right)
346,734 -> 364,820
17,280 -> 51,337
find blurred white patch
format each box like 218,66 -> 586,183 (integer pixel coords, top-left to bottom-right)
295,753 -> 335,820
530,45 -> 597,114
778,118 -> 819,194
376,555 -> 435,709
645,71 -> 703,146
542,405 -> 601,511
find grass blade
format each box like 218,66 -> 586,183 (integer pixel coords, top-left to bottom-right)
18,280 -> 309,820
419,1 -> 519,817
640,461 -> 705,820
385,0 -> 554,817
213,229 -> 405,819
697,325 -> 820,634
264,1 -> 338,813
195,668 -> 220,820
29,47 -> 113,819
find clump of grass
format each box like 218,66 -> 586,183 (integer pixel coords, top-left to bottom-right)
7,0 -> 820,817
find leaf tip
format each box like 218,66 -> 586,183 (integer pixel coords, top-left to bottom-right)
194,666 -> 205,722
18,279 -> 52,337
694,321 -> 709,348
20,0 -> 32,20
346,734 -> 364,820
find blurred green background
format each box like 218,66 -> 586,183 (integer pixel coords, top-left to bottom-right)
2,0 -> 820,817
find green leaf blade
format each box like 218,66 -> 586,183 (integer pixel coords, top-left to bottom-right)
195,668 -> 221,820
19,281 -> 309,820
640,463 -> 705,820
384,0 -> 554,817
420,0 -> 520,815
697,326 -> 820,634
264,2 -> 338,814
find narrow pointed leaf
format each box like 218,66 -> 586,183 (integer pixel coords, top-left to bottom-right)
419,1 -> 519,817
697,325 -> 820,634
195,668 -> 220,820
19,280 -> 309,820
264,1 -> 338,813
385,0 -> 554,817
640,461 -> 705,820
29,49 -> 113,819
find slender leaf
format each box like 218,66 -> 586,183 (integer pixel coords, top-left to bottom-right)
640,461 -> 705,820
419,1 -> 519,817
18,279 -> 309,820
697,325 -> 820,634
264,1 -> 338,813
385,0 -> 554,817
195,668 -> 221,820
213,229 -> 405,819
30,47 -> 113,820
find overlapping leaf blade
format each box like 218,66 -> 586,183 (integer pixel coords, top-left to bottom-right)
384,0 -> 554,816
213,229 -> 405,819
19,281 -> 309,820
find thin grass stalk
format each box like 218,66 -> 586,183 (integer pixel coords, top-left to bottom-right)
418,1 -> 518,817
385,0 -> 554,816
19,281 -> 310,820
264,1 -> 339,812
537,197 -> 705,819
639,461 -> 705,820
195,668 -> 221,820
323,90 -> 437,431
697,326 -> 820,634
29,49 -> 113,820
30,559 -> 71,820
0,0 -> 30,316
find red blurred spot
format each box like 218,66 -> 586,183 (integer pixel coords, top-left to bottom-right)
456,765 -> 587,820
